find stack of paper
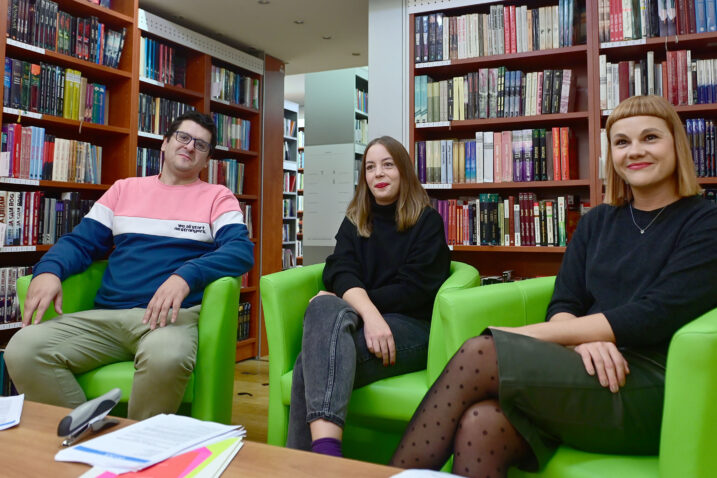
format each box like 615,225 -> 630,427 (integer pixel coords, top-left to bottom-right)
55,413 -> 245,476
0,394 -> 24,430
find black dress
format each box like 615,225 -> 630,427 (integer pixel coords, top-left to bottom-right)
493,196 -> 717,470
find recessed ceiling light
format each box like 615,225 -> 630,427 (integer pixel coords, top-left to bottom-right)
352,52 -> 361,56
322,35 -> 332,40
294,20 -> 304,25
258,0 -> 269,4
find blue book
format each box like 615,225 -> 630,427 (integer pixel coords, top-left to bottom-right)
707,0 -> 717,31
697,119 -> 706,178
696,0 -> 708,32
686,119 -> 696,173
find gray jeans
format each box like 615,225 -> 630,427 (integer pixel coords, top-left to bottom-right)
286,295 -> 431,450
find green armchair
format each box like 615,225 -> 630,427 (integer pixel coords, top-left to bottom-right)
260,261 -> 480,464
437,277 -> 717,478
16,261 -> 240,424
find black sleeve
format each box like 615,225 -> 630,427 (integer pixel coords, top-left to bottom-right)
322,217 -> 365,296
545,208 -> 595,321
605,206 -> 717,347
367,208 -> 451,313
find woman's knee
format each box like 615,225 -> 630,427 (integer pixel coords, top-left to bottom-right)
303,295 -> 353,332
456,335 -> 496,358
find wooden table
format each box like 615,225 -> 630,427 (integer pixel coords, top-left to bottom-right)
0,401 -> 402,477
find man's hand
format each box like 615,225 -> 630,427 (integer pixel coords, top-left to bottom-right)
22,273 -> 63,326
142,275 -> 190,330
574,341 -> 630,393
363,313 -> 396,367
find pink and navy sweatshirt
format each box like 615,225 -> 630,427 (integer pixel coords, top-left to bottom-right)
33,176 -> 254,309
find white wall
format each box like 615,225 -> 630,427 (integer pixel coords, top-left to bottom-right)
368,0 -> 409,147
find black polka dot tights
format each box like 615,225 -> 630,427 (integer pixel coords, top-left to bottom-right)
390,335 -> 529,478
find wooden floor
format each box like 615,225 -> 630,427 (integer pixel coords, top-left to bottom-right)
232,358 -> 270,443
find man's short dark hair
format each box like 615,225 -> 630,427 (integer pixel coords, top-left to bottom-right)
164,111 -> 217,154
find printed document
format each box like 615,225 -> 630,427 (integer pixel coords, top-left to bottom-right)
0,394 -> 24,430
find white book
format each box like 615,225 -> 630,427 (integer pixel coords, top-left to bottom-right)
599,128 -> 608,180
446,140 -> 454,184
640,0 -> 648,38
647,51 -> 655,95
634,62 -> 642,96
483,131 -> 494,183
440,139 -> 447,183
544,7 -> 552,49
623,0 -> 634,40
471,13 -> 480,58
600,55 -> 608,109
520,6 -> 528,53
546,201 -> 554,246
475,133 -> 484,183
552,5 -> 559,50
533,201 -> 541,246
686,50 -> 693,105
443,15 -> 450,60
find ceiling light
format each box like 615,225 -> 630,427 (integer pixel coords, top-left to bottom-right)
322,35 -> 332,40
294,20 -> 304,25
258,0 -> 269,4
352,52 -> 361,56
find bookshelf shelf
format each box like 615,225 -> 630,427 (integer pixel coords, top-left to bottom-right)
139,78 -> 204,101
210,100 -> 260,117
444,179 -> 591,191
6,40 -> 133,80
421,112 -> 590,131
2,108 -> 131,134
452,245 -> 567,253
418,44 -> 589,74
60,0 -> 135,22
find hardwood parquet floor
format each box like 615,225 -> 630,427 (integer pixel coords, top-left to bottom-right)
232,358 -> 270,443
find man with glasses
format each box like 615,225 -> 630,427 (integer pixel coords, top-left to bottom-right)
5,111 -> 254,420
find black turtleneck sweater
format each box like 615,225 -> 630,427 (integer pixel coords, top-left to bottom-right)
547,196 -> 717,355
323,202 -> 450,321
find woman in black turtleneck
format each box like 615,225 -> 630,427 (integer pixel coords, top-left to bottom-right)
286,136 -> 450,457
391,95 -> 717,477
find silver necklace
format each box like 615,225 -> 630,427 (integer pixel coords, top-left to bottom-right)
629,202 -> 667,234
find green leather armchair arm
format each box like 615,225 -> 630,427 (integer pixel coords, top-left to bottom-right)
438,276 -> 555,357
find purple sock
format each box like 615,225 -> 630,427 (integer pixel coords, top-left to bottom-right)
311,437 -> 343,457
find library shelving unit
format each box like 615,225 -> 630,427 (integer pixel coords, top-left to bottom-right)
303,67 -> 368,264
297,118 -> 304,265
282,100 -> 298,269
407,0 -> 717,278
0,0 -> 139,340
137,9 -> 264,361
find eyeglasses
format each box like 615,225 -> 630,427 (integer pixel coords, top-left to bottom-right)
174,131 -> 211,153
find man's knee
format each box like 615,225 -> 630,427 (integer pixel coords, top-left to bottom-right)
4,326 -> 45,374
135,344 -> 195,377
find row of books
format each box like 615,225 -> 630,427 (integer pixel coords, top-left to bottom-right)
213,112 -> 251,151
4,58 -> 108,123
599,52 -> 717,110
416,127 -> 577,185
136,147 -> 161,177
207,158 -> 245,195
139,35 -> 187,87
237,301 -> 252,341
0,267 -> 29,324
282,198 -> 296,218
415,68 -> 575,123
297,193 -> 303,212
138,93 -> 194,135
282,248 -> 296,269
6,0 -> 126,68
355,118 -> 368,145
210,65 -> 260,110
686,118 -> 717,177
282,223 -> 293,242
1,124 -> 102,183
432,193 -> 582,247
283,171 -> 297,193
414,2 -> 586,64
598,0 -> 717,43
283,117 -> 297,138
355,88 -> 368,113
297,129 -> 305,148
238,202 -> 253,238
1,190 -> 93,247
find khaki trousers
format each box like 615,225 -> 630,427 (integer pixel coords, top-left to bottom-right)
4,306 -> 200,420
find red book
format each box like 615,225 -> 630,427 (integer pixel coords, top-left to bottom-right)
618,61 -> 630,102
20,126 -> 32,180
551,126 -> 561,180
10,124 -> 23,178
667,51 -> 678,105
661,60 -> 669,100
559,127 -> 578,180
615,0 -> 624,40
676,49 -> 688,105
22,191 -> 31,246
509,5 -> 517,54
32,190 -> 42,245
448,198 -> 456,245
503,6 -> 511,54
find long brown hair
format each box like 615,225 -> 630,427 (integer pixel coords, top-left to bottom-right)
346,136 -> 430,237
604,95 -> 701,206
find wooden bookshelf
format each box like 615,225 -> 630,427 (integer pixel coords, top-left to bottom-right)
407,1 -> 717,278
